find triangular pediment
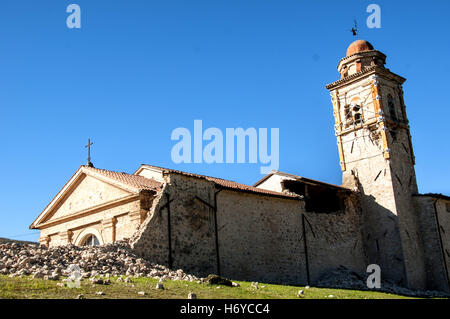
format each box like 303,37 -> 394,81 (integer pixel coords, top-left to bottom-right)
31,166 -> 140,229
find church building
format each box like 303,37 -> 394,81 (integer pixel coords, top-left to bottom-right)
30,40 -> 450,292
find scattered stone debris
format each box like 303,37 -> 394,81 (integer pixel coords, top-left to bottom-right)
155,283 -> 165,290
232,282 -> 240,287
328,294 -> 334,298
124,276 -> 132,283
204,274 -> 233,286
188,291 -> 197,299
76,294 -> 84,299
56,283 -> 65,288
90,277 -> 111,285
96,291 -> 105,296
3,241 -> 446,298
137,291 -> 146,296
297,290 -> 304,297
32,272 -> 45,279
315,266 -> 449,298
0,240 -> 201,283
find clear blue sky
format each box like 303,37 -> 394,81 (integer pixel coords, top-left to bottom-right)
0,0 -> 449,242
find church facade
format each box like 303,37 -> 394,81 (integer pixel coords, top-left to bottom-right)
30,40 -> 450,292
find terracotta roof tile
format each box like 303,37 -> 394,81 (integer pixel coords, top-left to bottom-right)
84,166 -> 162,191
139,164 -> 300,199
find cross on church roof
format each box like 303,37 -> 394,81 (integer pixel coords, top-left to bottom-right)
85,138 -> 94,167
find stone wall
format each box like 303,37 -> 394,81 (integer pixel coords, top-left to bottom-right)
131,176 -> 217,276
304,192 -> 366,283
216,190 -> 305,284
131,173 -> 366,285
377,77 -> 427,290
435,198 -> 450,285
414,196 -> 450,292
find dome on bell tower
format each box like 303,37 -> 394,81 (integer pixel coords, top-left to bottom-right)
331,40 -> 385,79
346,40 -> 374,56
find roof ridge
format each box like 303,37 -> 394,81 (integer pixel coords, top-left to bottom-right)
139,164 -> 238,183
83,166 -> 162,191
139,164 -> 299,199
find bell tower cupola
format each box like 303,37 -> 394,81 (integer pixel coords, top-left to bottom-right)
338,40 -> 386,78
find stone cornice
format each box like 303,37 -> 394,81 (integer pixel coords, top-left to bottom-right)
325,66 -> 406,90
336,50 -> 386,68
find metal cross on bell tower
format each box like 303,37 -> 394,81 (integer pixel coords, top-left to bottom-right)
351,19 -> 358,37
85,138 -> 94,167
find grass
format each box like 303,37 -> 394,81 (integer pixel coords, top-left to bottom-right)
0,275 -> 422,299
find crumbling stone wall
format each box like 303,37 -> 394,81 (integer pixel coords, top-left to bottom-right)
304,192 -> 366,283
131,175 -> 217,276
131,173 -> 366,285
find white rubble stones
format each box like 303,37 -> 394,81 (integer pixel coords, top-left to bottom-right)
32,271 -> 45,279
297,290 -> 304,297
0,240 -> 201,283
137,291 -> 146,296
251,282 -> 259,289
90,277 -> 110,285
232,282 -> 240,287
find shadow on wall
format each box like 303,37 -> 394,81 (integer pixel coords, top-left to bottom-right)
357,191 -> 408,288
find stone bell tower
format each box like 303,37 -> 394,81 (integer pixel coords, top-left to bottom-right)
326,40 -> 427,289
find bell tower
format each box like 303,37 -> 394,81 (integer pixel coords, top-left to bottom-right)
326,40 -> 426,289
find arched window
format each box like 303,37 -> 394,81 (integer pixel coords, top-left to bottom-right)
81,234 -> 100,247
387,94 -> 397,121
352,104 -> 362,124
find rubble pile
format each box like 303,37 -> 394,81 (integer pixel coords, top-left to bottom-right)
316,265 -> 449,298
0,240 -> 200,282
1,241 -> 448,297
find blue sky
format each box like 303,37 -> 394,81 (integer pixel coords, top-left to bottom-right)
0,0 -> 449,242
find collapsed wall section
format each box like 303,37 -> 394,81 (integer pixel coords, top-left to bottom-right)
131,174 -> 217,277
131,173 -> 366,285
303,192 -> 366,283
